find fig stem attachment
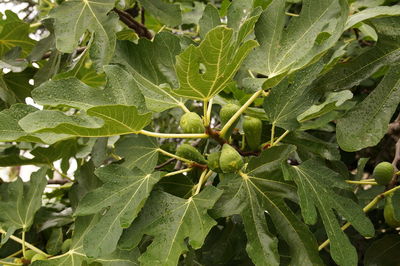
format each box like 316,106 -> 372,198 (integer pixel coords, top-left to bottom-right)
193,169 -> 213,195
0,229 -> 48,257
219,89 -> 264,138
157,148 -> 194,164
21,231 -> 26,258
204,98 -> 213,127
318,185 -> 400,251
139,130 -> 208,139
271,130 -> 290,146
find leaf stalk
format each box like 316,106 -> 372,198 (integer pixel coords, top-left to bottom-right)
0,229 -> 48,257
219,89 -> 264,137
139,130 -> 208,139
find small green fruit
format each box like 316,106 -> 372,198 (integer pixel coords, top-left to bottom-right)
207,152 -> 222,173
219,144 -> 244,173
219,104 -> 240,138
31,253 -> 47,262
180,112 -> 205,133
176,144 -> 207,164
384,194 -> 400,228
61,239 -> 72,253
373,162 -> 394,186
24,250 -> 37,260
243,116 -> 262,150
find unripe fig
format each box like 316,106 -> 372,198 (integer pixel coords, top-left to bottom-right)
219,104 -> 240,138
243,116 -> 262,150
373,162 -> 394,186
24,250 -> 37,260
61,239 -> 72,253
176,144 -> 207,164
207,152 -> 222,173
31,253 -> 47,262
219,144 -> 244,173
179,112 -> 205,133
384,194 -> 400,228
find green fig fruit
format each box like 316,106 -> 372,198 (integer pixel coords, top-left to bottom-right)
384,193 -> 400,228
61,239 -> 72,253
373,162 -> 394,186
207,152 -> 222,173
176,144 -> 207,164
180,112 -> 205,133
219,144 -> 244,173
219,104 -> 240,138
243,116 -> 262,150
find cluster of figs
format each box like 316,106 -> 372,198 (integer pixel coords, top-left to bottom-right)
177,104 -> 400,228
178,104 -> 262,174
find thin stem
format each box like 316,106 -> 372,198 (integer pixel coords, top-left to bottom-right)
206,98 -> 213,127
179,103 -> 190,113
194,170 -> 213,195
248,70 -> 255,78
241,134 -> 246,150
5,249 -> 22,259
203,99 -> 209,126
345,180 -> 377,185
21,231 -> 26,258
318,185 -> 400,251
157,148 -> 193,164
285,12 -> 300,16
318,222 -> 352,250
220,90 -> 264,137
270,123 -> 276,145
139,130 -> 208,139
30,22 -> 41,28
0,260 -> 22,266
164,168 -> 193,177
0,229 -> 48,256
271,130 -> 290,147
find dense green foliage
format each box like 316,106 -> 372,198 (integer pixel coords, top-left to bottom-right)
0,0 -> 400,265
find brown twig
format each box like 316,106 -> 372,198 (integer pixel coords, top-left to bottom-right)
155,158 -> 176,170
47,179 -> 70,185
112,8 -> 152,39
41,46 -> 86,60
205,126 -> 226,146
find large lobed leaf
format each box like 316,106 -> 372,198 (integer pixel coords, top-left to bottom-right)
32,215 -> 139,266
263,56 -> 326,130
336,65 -> 400,151
113,33 -> 185,112
246,0 -> 348,80
49,0 -> 119,69
0,168 -> 47,232
282,160 -> 375,266
115,134 -> 159,173
75,165 -> 162,257
212,145 -> 323,266
119,187 -> 222,266
0,10 -> 36,58
315,17 -> 400,92
18,65 -> 152,139
173,26 -> 258,100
